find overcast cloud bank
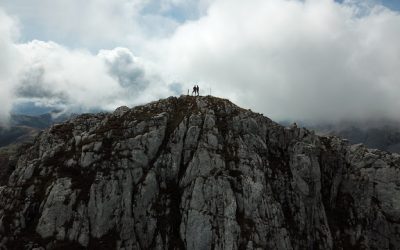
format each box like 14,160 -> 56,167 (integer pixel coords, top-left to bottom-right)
0,0 -> 400,125
0,9 -> 22,125
0,7 -> 180,125
157,0 -> 400,122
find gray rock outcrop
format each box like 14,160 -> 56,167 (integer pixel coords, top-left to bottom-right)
0,95 -> 399,249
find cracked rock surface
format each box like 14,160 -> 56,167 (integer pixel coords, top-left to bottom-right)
0,96 -> 399,249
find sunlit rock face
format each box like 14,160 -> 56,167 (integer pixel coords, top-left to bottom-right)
0,95 -> 399,250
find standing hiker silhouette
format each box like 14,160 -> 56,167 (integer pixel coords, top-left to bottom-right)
196,85 -> 199,96
192,85 -> 196,96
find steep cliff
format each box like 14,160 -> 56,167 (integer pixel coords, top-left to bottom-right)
0,96 -> 399,250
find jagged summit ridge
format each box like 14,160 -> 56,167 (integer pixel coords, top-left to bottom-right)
0,95 -> 399,249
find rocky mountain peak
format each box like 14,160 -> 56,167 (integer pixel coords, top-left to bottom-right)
0,95 -> 399,249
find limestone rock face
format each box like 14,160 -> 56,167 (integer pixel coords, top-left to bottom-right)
0,96 -> 399,250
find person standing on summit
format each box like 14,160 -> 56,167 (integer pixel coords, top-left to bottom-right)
196,85 -> 200,96
192,85 -> 197,96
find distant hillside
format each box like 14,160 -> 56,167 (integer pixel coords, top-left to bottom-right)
0,126 -> 37,147
10,113 -> 53,128
309,120 -> 400,153
0,113 -> 73,148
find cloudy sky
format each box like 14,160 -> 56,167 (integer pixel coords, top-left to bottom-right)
0,0 -> 400,125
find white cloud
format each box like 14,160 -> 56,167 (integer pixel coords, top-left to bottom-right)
16,41 -> 122,111
0,9 -> 22,125
14,42 -> 178,114
0,0 -> 213,51
0,0 -> 143,50
155,0 -> 400,122
1,0 -> 400,124
0,7 -> 179,121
